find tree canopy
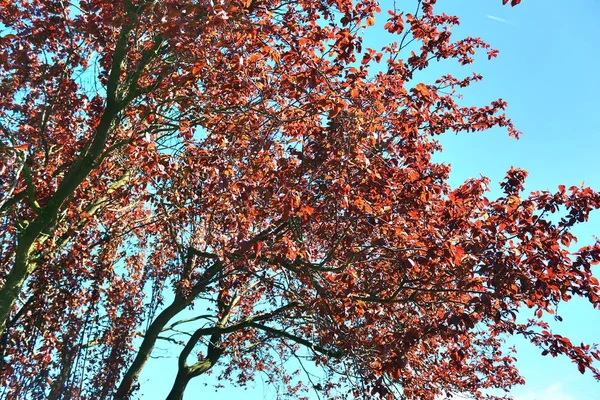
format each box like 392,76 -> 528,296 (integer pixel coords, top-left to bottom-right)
0,0 -> 598,399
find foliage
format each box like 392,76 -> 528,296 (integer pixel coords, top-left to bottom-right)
0,0 -> 599,399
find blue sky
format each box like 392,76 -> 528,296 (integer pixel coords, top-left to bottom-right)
137,1 -> 600,398
432,1 -> 600,399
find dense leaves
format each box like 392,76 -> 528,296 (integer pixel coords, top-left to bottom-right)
0,0 -> 599,399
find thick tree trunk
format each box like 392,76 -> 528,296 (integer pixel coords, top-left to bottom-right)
0,15 -> 134,337
0,84 -> 123,339
165,368 -> 191,400
0,249 -> 33,337
165,359 -> 214,400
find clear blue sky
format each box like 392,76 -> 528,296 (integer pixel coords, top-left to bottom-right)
138,1 -> 600,398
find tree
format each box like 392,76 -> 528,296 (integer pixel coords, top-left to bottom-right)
0,0 -> 598,399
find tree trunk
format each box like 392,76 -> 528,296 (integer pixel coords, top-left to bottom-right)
0,17 -> 133,338
114,297 -> 186,399
165,368 -> 191,400
0,249 -> 33,337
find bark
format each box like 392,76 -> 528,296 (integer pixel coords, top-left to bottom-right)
165,332 -> 220,400
165,360 -> 213,400
113,297 -> 187,399
165,368 -> 192,400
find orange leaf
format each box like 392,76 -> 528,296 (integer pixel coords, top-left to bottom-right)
192,63 -> 202,75
13,144 -> 29,151
415,83 -> 431,97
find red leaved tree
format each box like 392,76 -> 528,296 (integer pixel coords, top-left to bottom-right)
0,0 -> 599,399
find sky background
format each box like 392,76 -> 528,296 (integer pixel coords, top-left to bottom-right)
138,1 -> 600,398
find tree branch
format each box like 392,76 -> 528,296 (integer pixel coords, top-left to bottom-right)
250,322 -> 343,359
